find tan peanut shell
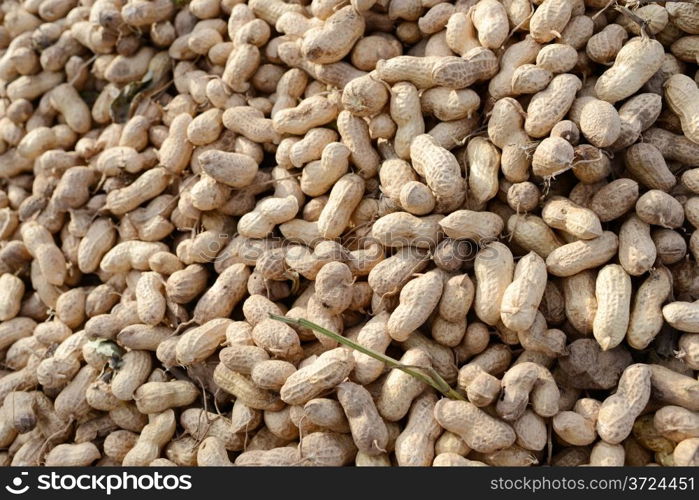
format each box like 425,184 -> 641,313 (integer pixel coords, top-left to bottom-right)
593,264 -> 632,351
546,231 -> 618,277
387,269 -> 443,341
595,37 -> 665,103
474,242 -> 515,326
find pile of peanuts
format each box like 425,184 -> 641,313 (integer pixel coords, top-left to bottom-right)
0,0 -> 698,468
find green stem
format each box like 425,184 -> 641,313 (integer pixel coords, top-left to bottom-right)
270,314 -> 465,401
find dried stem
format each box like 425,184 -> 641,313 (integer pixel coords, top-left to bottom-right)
269,314 -> 465,401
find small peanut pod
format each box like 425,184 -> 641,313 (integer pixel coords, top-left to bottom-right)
546,231 -> 618,277
536,44 -> 577,74
273,94 -> 339,136
552,410 -> 597,446
111,350 -> 153,401
176,319 -> 230,366
618,215 -> 656,276
391,82 -> 424,160
0,274 -> 24,321
595,37 -> 665,104
105,168 -> 171,216
103,430 -> 140,463
529,0 -> 573,43
387,269 -> 444,341
586,24 -> 628,64
214,364 -> 284,411
436,273 -> 474,323
251,360 -> 297,391
597,364 -> 652,444
166,264 -> 209,304
445,12 -> 480,56
624,143 -> 676,192
238,195 -> 300,239
48,83 -> 91,134
474,242 -> 515,326
21,221 -> 66,286
300,143 -> 350,197
280,348 -> 355,406
579,99 -> 621,148
198,437 -> 234,466
612,93 -> 663,151
588,442 -> 625,466
532,137 -> 574,178
78,217 -> 116,274
100,241 -> 169,274
300,432 -> 357,466
400,181 -> 436,216
45,442 -> 101,467
507,214 -> 563,258
54,365 -> 98,422
652,228 -> 687,265
467,136 -> 501,207
654,406 -> 699,442
375,55 -> 437,88
663,301 -> 699,333
134,381 -> 199,414
488,37 -> 542,100
431,48 -> 499,90
511,64 -> 553,95
410,134 -> 466,213
337,111 -> 380,179
590,179 -> 639,223
302,6 -> 364,64
434,399 -> 516,454
627,268 -> 672,350
337,381 -> 388,456
252,318 -> 303,362
664,74 -> 699,145
159,113 -> 193,174
301,398 -> 350,434
135,272 -> 166,326
315,261 -> 353,315
421,87 -> 480,122
496,362 -> 556,421
635,189 -> 685,229
500,252 -> 547,332
376,348 -> 431,422
193,263 -> 250,324
471,0 -> 509,49
649,364 -> 699,411
222,43 -> 260,93
317,174 -> 365,239
542,196 -> 603,240
199,150 -> 258,189
352,312 -> 392,385
3,391 -> 37,434
342,74 -> 388,117
402,332 -> 458,384
394,392 -> 442,466
593,264 -> 632,351
674,438 -> 699,467
488,97 -> 530,149
181,408 -> 245,451
122,410 -> 176,466
525,73 -> 581,137
372,213 -> 443,249
223,106 -> 280,144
